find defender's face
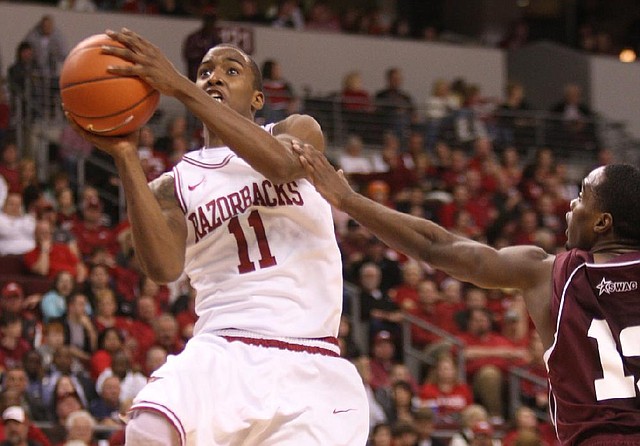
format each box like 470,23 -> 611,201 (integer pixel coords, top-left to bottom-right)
196,47 -> 263,118
565,167 -> 604,250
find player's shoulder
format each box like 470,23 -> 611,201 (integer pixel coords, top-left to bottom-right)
272,114 -> 321,135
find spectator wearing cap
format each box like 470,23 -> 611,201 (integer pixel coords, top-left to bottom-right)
71,196 -> 117,263
0,405 -> 44,446
470,421 -> 496,446
368,330 -> 398,392
450,404 -> 501,446
0,315 -> 32,370
23,219 -> 87,283
0,192 -> 36,255
1,282 -> 41,347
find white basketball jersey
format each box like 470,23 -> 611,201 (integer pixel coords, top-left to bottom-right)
172,125 -> 343,339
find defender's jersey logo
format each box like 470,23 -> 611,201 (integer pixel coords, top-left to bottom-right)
596,277 -> 638,296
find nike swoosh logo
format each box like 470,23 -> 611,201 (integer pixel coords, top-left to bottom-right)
332,408 -> 356,414
188,177 -> 205,191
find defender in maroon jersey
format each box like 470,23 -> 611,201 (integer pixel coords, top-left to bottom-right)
295,148 -> 640,445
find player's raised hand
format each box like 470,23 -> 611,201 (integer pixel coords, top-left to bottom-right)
63,110 -> 139,159
103,28 -> 187,97
292,141 -> 353,208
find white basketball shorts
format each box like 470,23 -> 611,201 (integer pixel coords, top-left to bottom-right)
129,331 -> 369,446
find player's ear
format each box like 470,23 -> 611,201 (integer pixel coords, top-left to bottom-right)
593,211 -> 613,234
252,91 -> 264,112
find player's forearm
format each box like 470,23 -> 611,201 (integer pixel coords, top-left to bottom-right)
172,77 -> 295,182
338,191 -> 496,285
339,191 -> 453,264
112,149 -> 184,283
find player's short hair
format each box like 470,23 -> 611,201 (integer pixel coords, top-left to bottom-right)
595,164 -> 640,242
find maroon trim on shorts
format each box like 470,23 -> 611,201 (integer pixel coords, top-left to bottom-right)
129,401 -> 187,446
221,335 -> 341,357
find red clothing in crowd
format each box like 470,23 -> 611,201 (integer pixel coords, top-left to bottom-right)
72,220 -> 118,260
458,331 -> 519,377
341,89 -> 373,112
23,243 -> 80,280
128,319 -> 156,367
0,165 -> 21,193
0,423 -> 51,446
262,79 -> 295,112
502,423 -> 557,446
405,303 -> 457,349
90,349 -> 113,381
419,382 -> 474,420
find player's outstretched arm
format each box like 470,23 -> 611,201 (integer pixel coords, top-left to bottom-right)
64,115 -> 186,284
294,142 -> 552,292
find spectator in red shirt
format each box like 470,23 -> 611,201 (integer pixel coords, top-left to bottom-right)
89,326 -> 125,382
72,196 -> 117,262
0,141 -> 21,194
502,406 -> 556,446
91,288 -> 131,337
127,294 -> 157,368
388,260 -> 424,312
406,279 -> 457,350
1,282 -> 41,346
340,70 -> 373,113
368,330 -> 398,392
0,315 -> 31,370
439,183 -> 490,232
260,59 -> 300,123
23,219 -> 87,283
419,353 -> 474,426
459,308 -> 527,422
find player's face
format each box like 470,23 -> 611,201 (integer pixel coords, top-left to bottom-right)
565,167 -> 604,250
196,47 -> 264,118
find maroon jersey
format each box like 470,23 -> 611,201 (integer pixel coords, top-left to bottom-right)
548,249 -> 640,444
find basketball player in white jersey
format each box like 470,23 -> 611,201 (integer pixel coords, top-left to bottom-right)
64,28 -> 368,445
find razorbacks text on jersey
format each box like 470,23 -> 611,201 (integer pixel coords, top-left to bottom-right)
171,125 -> 343,340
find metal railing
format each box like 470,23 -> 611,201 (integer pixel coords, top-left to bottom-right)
508,366 -> 550,421
7,78 -> 640,227
401,312 -> 466,382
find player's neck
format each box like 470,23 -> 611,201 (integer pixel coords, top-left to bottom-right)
590,239 -> 640,261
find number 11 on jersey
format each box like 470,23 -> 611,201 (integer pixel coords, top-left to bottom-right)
228,210 -> 277,274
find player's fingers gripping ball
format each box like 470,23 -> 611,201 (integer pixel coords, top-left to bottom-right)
59,33 -> 160,136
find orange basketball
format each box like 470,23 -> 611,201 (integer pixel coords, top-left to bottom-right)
59,33 -> 160,136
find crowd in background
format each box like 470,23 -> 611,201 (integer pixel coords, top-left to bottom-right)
8,0 -> 640,56
0,2 -> 623,446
